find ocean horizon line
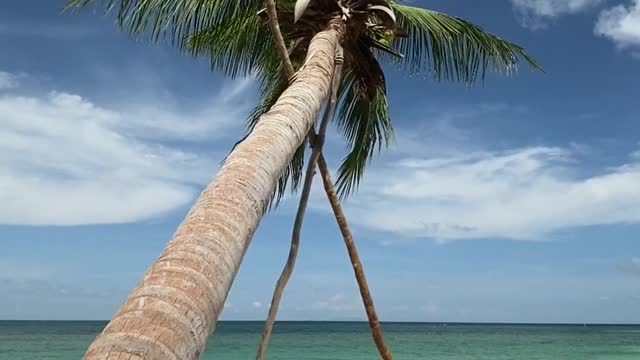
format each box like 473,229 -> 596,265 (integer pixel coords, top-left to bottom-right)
1,320 -> 638,326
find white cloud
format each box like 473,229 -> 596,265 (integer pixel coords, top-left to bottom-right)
0,72 -> 250,225
595,0 -> 640,51
308,292 -> 361,314
511,0 -> 603,28
334,143 -> 640,242
330,292 -> 345,302
619,257 -> 640,275
0,71 -> 18,90
419,302 -> 441,315
512,0 -> 602,17
303,104 -> 640,242
222,301 -> 240,314
252,301 -> 263,309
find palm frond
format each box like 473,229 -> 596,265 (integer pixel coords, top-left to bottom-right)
63,0 -> 263,46
186,14 -> 280,79
334,71 -> 394,198
390,4 -> 542,84
364,34 -> 404,59
346,38 -> 387,100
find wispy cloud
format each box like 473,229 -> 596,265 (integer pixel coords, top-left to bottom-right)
227,270 -> 640,323
0,71 -> 251,226
595,0 -> 640,54
0,71 -> 18,90
510,0 -> 640,57
511,0 -> 603,29
341,145 -> 640,241
420,302 -> 442,316
619,257 -> 640,276
251,301 -> 263,309
307,292 -> 362,314
0,19 -> 103,41
304,103 -> 640,242
0,259 -> 132,320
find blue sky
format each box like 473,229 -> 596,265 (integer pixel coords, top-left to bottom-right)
1,0 -> 639,323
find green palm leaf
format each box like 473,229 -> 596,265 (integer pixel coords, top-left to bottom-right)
63,0 -> 263,46
390,4 -> 542,84
334,70 -> 394,198
186,14 -> 280,79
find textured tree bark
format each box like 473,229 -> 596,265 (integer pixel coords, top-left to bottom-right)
81,27 -> 341,360
256,44 -> 345,360
263,0 -> 295,80
317,155 -> 394,360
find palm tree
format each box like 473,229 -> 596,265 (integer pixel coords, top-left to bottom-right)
187,2 -> 540,359
65,0 -> 539,359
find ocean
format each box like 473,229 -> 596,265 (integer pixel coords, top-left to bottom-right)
0,321 -> 638,359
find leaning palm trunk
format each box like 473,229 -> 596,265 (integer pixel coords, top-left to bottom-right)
81,27 -> 341,360
256,46 -> 344,360
317,155 -> 393,360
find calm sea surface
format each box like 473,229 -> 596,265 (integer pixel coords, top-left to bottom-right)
1,321 -> 638,359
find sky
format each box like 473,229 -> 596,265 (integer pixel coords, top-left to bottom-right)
0,0 -> 639,324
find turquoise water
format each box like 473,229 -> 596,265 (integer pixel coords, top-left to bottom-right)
1,321 -> 639,359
